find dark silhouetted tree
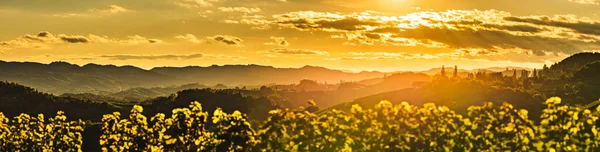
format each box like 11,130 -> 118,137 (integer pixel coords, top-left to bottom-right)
441,65 -> 446,78
453,65 -> 458,78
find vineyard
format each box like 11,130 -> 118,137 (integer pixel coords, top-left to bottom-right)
1,97 -> 600,151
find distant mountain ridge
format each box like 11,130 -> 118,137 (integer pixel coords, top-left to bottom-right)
0,61 -> 182,94
150,65 -> 387,86
0,59 -> 538,94
0,61 -> 389,94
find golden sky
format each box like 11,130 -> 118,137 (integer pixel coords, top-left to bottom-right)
1,0 -> 600,72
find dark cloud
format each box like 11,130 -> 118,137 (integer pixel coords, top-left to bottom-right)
277,17 -> 381,31
60,36 -> 89,43
440,20 -> 544,33
390,26 -> 599,54
267,11 -> 600,55
504,16 -> 600,36
148,39 -> 161,43
100,54 -> 204,60
483,24 -> 544,33
0,31 -> 162,49
212,35 -> 243,46
364,33 -> 381,39
37,31 -> 50,37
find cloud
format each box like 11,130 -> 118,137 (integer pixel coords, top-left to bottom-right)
504,15 -> 600,36
67,53 -> 245,61
327,52 -> 442,61
218,7 -> 261,13
248,10 -> 600,55
209,35 -> 243,46
100,54 -> 204,60
60,36 -> 90,43
267,48 -> 329,56
220,15 -> 271,29
326,49 -> 565,63
568,0 -> 600,5
175,0 -> 221,8
0,31 -> 162,49
176,34 -> 244,46
89,5 -> 133,14
198,10 -> 214,18
220,20 -> 240,24
51,13 -> 87,18
175,34 -> 202,43
264,37 -> 289,46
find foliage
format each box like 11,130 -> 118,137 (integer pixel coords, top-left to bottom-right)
3,97 -> 600,151
0,111 -> 85,151
145,88 -> 278,121
255,97 -> 600,151
0,81 -> 124,121
99,101 -> 257,151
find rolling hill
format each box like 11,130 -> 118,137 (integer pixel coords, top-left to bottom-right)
0,61 -> 389,94
328,79 -> 544,120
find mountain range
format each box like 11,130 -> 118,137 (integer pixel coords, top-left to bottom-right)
0,60 -> 542,95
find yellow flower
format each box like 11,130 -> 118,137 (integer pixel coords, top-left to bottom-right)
545,97 -> 561,104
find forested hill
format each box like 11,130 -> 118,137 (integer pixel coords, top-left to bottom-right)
539,52 -> 600,104
0,81 -> 123,121
329,79 -> 544,120
546,52 -> 600,78
0,81 -> 279,121
330,52 -> 600,118
0,61 -> 387,94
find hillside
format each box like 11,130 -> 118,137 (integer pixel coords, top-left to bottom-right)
545,52 -> 600,79
0,81 -> 281,121
329,52 -> 600,118
540,60 -> 600,104
0,81 -> 125,121
235,72 -> 432,109
329,79 -> 544,119
143,88 -> 279,121
99,83 -> 209,102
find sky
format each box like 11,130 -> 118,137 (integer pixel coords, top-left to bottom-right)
1,0 -> 600,72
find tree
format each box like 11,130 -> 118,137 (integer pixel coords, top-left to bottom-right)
521,70 -> 529,79
259,86 -> 273,95
513,69 -> 517,79
441,65 -> 446,77
467,73 -> 474,79
453,65 -> 458,78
